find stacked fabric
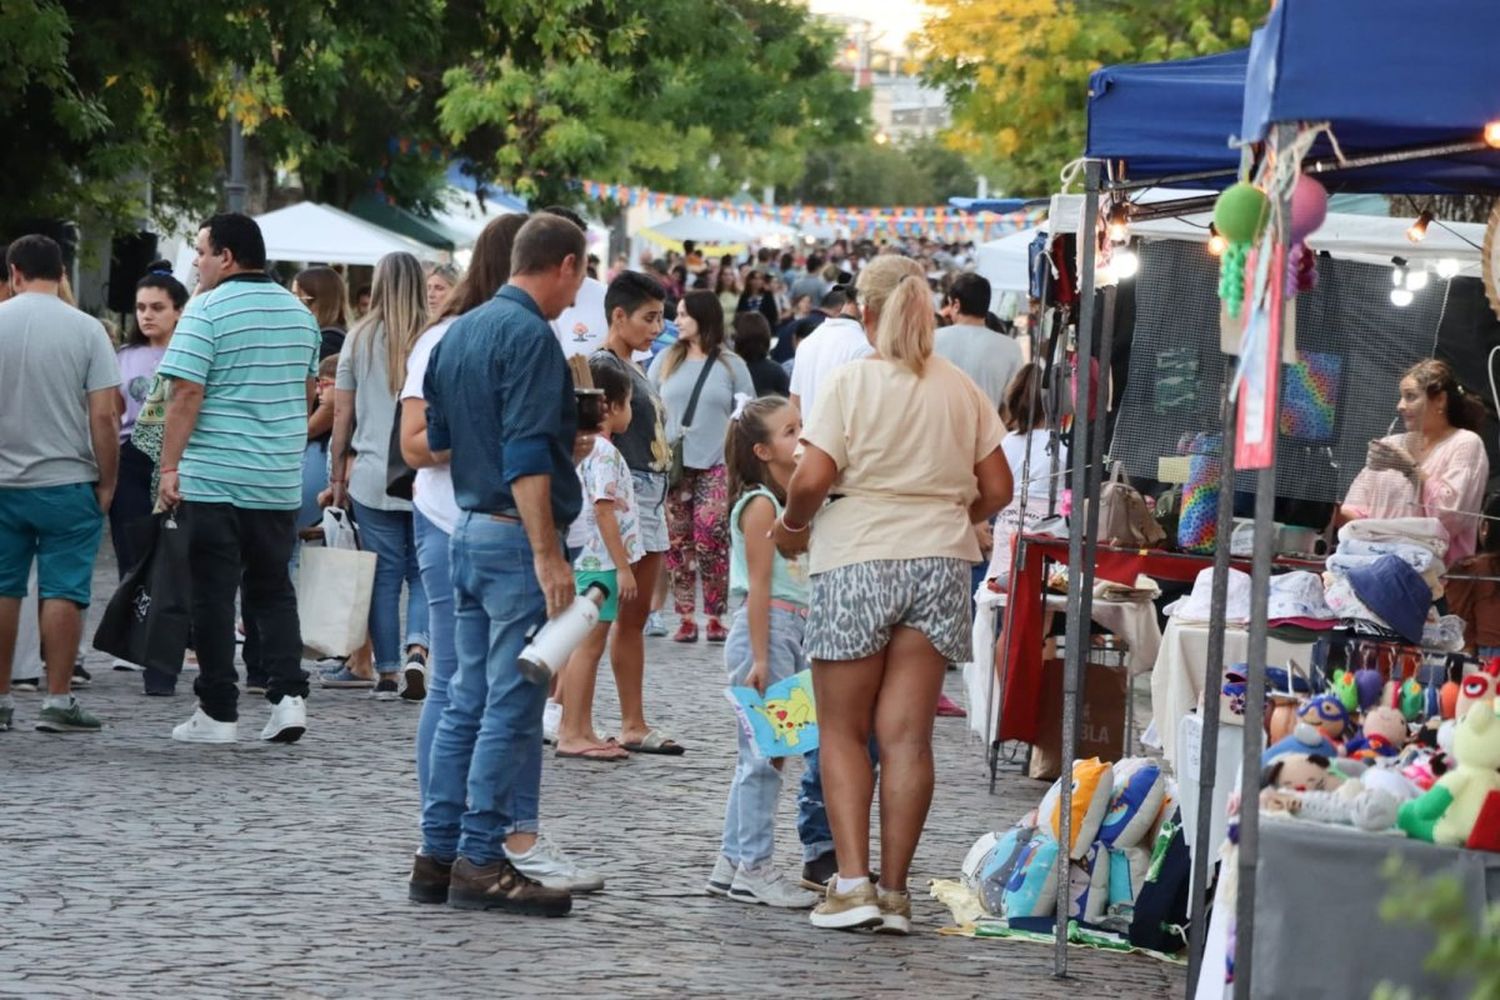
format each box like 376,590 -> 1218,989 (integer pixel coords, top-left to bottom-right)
1324,518 -> 1464,650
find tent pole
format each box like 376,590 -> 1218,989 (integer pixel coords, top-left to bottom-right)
1054,159 -> 1101,979
1185,386 -> 1238,996
1232,122 -> 1295,1000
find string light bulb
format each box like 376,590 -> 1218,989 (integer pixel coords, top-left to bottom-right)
1436,258 -> 1461,279
1486,121 -> 1500,148
1207,223 -> 1228,257
1390,288 -> 1414,308
1406,269 -> 1430,292
1391,256 -> 1407,288
1111,248 -> 1139,279
1107,203 -> 1129,243
1406,210 -> 1433,243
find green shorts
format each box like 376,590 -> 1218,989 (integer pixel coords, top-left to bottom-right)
575,569 -> 619,623
0,482 -> 105,607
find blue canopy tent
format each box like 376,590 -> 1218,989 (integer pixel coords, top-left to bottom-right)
1241,0 -> 1500,194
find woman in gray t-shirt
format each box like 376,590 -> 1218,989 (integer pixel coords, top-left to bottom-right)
329,251 -> 430,697
648,290 -> 754,644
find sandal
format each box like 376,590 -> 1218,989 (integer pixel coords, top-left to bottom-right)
621,728 -> 686,756
556,742 -> 631,762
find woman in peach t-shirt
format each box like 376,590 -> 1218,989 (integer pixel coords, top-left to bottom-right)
1340,358 -> 1489,565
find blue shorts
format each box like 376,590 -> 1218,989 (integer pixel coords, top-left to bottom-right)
0,483 -> 105,607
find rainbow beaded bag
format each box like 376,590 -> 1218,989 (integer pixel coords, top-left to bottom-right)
1177,432 -> 1221,554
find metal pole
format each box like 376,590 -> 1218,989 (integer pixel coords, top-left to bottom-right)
225,67 -> 248,214
1233,122 -> 1295,1000
1185,387 -> 1239,997
1053,159 -> 1100,979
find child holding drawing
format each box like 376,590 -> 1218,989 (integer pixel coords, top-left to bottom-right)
706,395 -> 818,909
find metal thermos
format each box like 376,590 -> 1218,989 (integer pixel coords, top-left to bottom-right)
517,583 -> 611,684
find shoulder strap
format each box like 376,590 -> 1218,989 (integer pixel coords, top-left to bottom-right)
681,350 -> 718,430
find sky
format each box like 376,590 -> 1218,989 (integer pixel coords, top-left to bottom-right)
805,0 -> 931,50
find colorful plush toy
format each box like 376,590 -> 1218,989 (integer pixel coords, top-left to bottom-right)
1331,672 -> 1360,715
1213,182 -> 1269,318
1039,757 -> 1114,860
1003,834 -> 1061,917
1398,705 -> 1500,845
1347,706 -> 1409,761
1264,722 -> 1339,766
1299,694 -> 1351,747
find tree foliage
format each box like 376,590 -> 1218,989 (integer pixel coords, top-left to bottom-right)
785,135 -> 978,206
921,0 -> 1262,196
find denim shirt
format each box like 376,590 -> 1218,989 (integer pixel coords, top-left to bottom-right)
424,285 -> 581,528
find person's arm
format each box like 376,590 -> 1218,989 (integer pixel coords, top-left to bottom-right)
307,393 -> 334,440
327,389 -> 355,508
773,444 -> 837,558
504,333 -> 576,618
400,398 -> 447,468
88,388 -> 120,513
157,378 -> 204,507
741,495 -> 776,692
592,501 -> 637,602
971,447 -> 1013,524
513,474 -> 573,617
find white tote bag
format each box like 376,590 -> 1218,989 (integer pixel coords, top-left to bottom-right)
297,508 -> 376,658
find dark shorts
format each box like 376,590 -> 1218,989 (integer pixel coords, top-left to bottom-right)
0,482 -> 105,606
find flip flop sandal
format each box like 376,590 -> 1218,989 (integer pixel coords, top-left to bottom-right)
621,728 -> 686,756
555,743 -> 631,762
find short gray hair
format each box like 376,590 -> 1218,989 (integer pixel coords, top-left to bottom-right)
511,215 -> 587,277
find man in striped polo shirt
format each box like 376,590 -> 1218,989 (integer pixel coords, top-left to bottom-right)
157,213 -> 319,744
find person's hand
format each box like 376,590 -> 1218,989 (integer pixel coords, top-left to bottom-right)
771,515 -> 810,559
1367,439 -> 1419,484
327,480 -> 349,510
94,483 -> 115,515
158,469 -> 182,508
747,660 -> 770,695
535,551 -> 575,619
974,520 -> 994,557
615,564 -> 638,604
573,431 -> 597,465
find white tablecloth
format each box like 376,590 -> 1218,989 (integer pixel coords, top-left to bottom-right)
1149,619 -> 1316,771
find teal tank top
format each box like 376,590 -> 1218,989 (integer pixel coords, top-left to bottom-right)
728,486 -> 811,606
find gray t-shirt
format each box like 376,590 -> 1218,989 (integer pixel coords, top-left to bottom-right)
647,351 -> 755,471
933,323 -> 1024,413
0,293 -> 121,488
336,324 -> 411,512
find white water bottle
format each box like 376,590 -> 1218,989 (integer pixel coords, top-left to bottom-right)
517,583 -> 611,684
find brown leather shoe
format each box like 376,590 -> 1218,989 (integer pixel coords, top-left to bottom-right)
447,856 -> 572,916
408,853 -> 453,904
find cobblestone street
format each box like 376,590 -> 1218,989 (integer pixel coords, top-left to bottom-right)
2,555 -> 1185,1000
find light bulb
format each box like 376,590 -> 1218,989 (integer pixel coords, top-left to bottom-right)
1406,269 -> 1429,292
1486,121 -> 1500,148
1436,258 -> 1461,279
1406,210 -> 1433,243
1392,268 -> 1405,287
1207,224 -> 1227,257
1107,204 -> 1129,244
1390,288 -> 1414,307
1111,249 -> 1139,279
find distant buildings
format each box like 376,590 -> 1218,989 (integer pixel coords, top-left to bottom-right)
818,11 -> 951,143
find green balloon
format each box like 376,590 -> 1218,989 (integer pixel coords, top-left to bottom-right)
1214,182 -> 1270,244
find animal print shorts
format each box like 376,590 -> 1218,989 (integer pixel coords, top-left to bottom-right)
804,557 -> 973,664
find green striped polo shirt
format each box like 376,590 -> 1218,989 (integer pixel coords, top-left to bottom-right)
157,273 -> 319,510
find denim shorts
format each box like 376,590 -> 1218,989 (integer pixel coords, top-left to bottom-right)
0,482 -> 105,606
632,471 -> 669,555
805,557 -> 972,664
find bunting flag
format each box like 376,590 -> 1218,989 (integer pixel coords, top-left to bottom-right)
578,179 -> 1043,242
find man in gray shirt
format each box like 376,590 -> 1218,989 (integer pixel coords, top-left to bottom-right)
0,235 -> 120,734
933,273 -> 1022,413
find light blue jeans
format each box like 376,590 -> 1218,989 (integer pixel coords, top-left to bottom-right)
413,509 -> 456,802
421,514 -> 549,864
721,605 -> 808,867
351,500 -> 429,670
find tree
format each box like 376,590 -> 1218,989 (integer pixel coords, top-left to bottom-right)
921,0 -> 1261,196
784,135 -> 978,206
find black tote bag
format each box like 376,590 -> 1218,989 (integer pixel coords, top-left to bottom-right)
92,510 -> 193,675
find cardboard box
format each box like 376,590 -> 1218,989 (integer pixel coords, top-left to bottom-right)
1027,653 -> 1128,780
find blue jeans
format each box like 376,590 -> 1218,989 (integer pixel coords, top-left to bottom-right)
300,441 -> 328,530
798,743 -> 879,863
421,514 -> 549,864
721,606 -> 807,866
414,509 -> 456,802
351,500 -> 429,670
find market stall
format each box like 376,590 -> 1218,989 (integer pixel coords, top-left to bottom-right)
251,202 -> 448,266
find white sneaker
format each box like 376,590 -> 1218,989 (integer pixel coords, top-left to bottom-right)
507,832 -> 604,893
112,658 -> 142,672
706,855 -> 735,898
542,700 -> 562,745
729,864 -> 819,909
261,695 -> 307,743
171,707 -> 238,744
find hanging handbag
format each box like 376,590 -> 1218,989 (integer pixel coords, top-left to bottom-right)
1097,463 -> 1166,548
92,510 -> 194,674
668,351 -> 718,488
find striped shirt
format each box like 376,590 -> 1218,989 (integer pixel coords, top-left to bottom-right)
157,274 -> 318,510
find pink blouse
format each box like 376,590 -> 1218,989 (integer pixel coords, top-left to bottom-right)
1344,430 -> 1489,565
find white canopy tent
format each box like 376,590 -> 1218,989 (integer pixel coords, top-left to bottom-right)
638,215 -> 753,247
253,202 -> 447,266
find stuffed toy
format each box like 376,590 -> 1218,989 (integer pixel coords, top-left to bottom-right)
971,825 -> 1037,915
1332,671 -> 1360,714
1002,834 -> 1061,917
1456,664 -> 1500,723
1300,694 -> 1351,747
1263,722 -> 1339,766
1347,706 -> 1409,760
1098,759 -> 1166,848
1398,704 -> 1500,845
1261,753 -> 1400,831
1039,757 -> 1114,860
1066,842 -> 1111,923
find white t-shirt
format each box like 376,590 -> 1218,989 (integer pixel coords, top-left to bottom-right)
986,430 -> 1070,583
787,316 -> 873,419
567,436 -> 645,571
551,276 -> 608,357
399,318 -> 461,534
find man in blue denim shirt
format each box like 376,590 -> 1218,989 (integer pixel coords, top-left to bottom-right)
411,214 -> 594,917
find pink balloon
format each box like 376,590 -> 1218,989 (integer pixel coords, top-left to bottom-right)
1289,174 -> 1328,242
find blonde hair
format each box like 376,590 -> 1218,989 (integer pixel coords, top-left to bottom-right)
349,251 -> 427,395
856,254 -> 932,376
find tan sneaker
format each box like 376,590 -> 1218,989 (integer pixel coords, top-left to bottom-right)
809,878 -> 882,930
875,887 -> 912,935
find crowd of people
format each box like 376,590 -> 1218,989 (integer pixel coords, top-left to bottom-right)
0,209 -> 1033,933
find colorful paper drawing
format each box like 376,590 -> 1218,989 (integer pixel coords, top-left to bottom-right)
1279,350 -> 1342,442
725,670 -> 819,758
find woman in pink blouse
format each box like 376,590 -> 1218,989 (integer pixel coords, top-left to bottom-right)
1340,359 -> 1489,565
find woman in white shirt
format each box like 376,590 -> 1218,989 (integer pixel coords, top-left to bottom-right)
773,254 -> 1013,934
985,362 -> 1069,587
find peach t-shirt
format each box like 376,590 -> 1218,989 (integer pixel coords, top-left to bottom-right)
801,354 -> 1006,575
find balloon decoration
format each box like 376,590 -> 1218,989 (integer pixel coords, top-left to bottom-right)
1285,174 -> 1328,297
1213,182 -> 1270,318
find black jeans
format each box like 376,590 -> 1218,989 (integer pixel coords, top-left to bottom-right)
181,502 -> 309,722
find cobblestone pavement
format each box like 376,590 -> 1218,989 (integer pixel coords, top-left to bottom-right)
2,553 -> 1185,1000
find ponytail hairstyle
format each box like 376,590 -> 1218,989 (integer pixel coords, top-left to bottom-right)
1404,358 -> 1486,432
349,251 -> 427,395
724,395 -> 793,505
854,253 -> 926,371
874,273 -> 936,376
126,260 -> 189,347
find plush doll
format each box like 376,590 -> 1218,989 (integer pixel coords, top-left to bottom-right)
1347,706 -> 1409,760
1299,694 -> 1351,748
1398,705 -> 1500,845
1332,671 -> 1360,714
1263,722 -> 1339,766
1260,753 -> 1400,831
